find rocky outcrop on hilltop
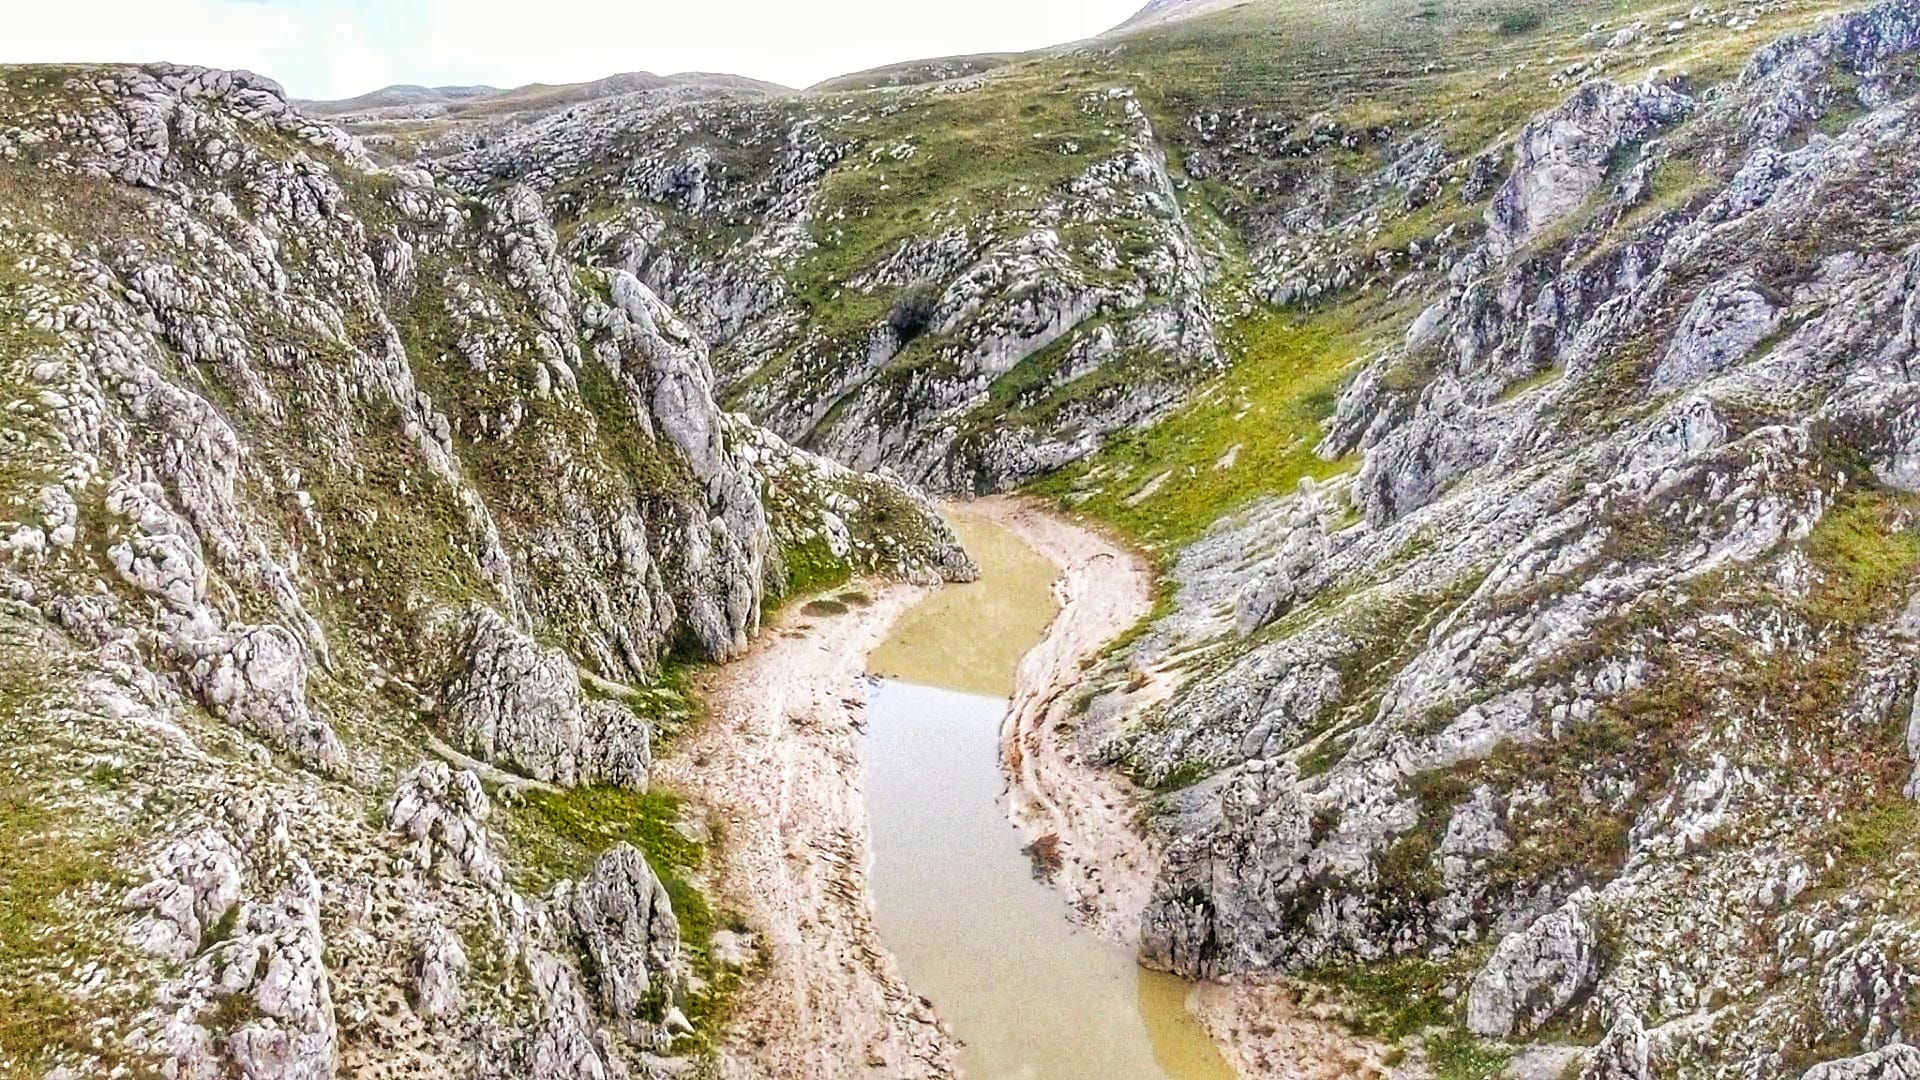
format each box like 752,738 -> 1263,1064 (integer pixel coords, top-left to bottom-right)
420,76 -> 1225,492
0,62 -> 969,1079
1062,1 -> 1920,1076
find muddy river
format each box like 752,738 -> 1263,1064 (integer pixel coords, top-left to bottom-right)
862,507 -> 1234,1080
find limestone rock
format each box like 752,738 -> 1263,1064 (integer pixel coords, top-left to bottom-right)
1804,1046 -> 1920,1080
442,609 -> 651,788
124,828 -> 243,963
386,761 -> 507,890
1579,1011 -> 1651,1080
412,926 -> 469,1020
1487,79 -> 1694,256
1466,891 -> 1599,1038
562,843 -> 681,1023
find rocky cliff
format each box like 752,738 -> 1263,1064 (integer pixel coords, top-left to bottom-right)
379,46 -> 1231,492
1038,1 -> 1920,1077
0,63 -> 969,1079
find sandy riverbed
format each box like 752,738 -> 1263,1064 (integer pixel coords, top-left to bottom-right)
672,496 -> 1392,1079
656,583 -> 960,1079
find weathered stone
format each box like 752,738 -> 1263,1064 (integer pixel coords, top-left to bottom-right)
1467,891 -> 1600,1038
1803,1045 -> 1920,1080
563,843 -> 681,1023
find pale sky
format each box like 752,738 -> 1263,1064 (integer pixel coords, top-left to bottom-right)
4,0 -> 1149,101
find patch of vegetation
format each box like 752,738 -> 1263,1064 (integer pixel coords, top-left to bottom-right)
1311,956 -> 1454,1039
1819,796 -> 1920,889
1308,954 -> 1508,1079
779,535 -> 853,600
1427,1027 -> 1513,1079
504,786 -> 703,894
1804,490 -> 1920,625
1298,733 -> 1352,778
1498,366 -> 1564,402
1492,8 -> 1544,36
1033,307 -> 1379,548
0,649 -> 137,1077
1152,759 -> 1214,794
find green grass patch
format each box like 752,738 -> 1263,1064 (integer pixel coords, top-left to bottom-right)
1310,956 -> 1455,1040
1033,307 -> 1378,548
1805,490 -> 1920,625
1498,366 -> 1564,402
503,786 -> 703,893
779,535 -> 853,600
1820,797 -> 1920,889
0,650 -> 137,1077
1307,954 -> 1506,1079
1427,1027 -> 1514,1080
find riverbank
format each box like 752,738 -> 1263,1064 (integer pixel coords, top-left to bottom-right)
973,495 -> 1163,937
673,496 -> 1392,1079
656,583 -> 959,1079
980,496 -> 1400,1080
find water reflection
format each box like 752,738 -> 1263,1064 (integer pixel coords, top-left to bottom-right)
861,677 -> 1232,1080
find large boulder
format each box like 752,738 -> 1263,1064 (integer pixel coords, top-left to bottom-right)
442,609 -> 651,788
1487,79 -> 1694,256
1467,890 -> 1601,1038
562,843 -> 681,1023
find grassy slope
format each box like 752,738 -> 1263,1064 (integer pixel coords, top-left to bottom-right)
1027,0 -> 1857,547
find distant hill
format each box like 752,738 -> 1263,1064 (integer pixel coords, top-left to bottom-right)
1109,0 -> 1244,31
304,70 -> 789,120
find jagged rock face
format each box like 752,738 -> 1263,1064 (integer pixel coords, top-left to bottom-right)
127,796 -> 340,1080
1804,1045 -> 1920,1080
1079,1 -> 1920,1075
562,844 -> 681,1024
443,609 -> 653,789
1485,78 -> 1695,256
1581,1011 -> 1653,1080
1465,890 -> 1600,1038
0,62 -> 969,1079
424,79 -> 1224,493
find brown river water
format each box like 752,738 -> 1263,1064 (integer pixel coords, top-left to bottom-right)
863,507 -> 1235,1080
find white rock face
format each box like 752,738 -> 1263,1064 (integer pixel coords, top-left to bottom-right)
1578,1011 -> 1651,1080
561,843 -> 681,1024
1803,1045 -> 1920,1080
129,801 -> 339,1080
412,926 -> 469,1020
1652,273 -> 1783,391
124,828 -> 243,963
1486,78 -> 1693,256
386,762 -> 507,890
1467,891 -> 1600,1038
443,609 -> 651,788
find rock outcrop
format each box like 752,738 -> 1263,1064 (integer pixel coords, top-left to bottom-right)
561,844 -> 682,1025
1804,1046 -> 1920,1080
1465,892 -> 1600,1038
0,61 -> 967,1079
443,609 -> 653,789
